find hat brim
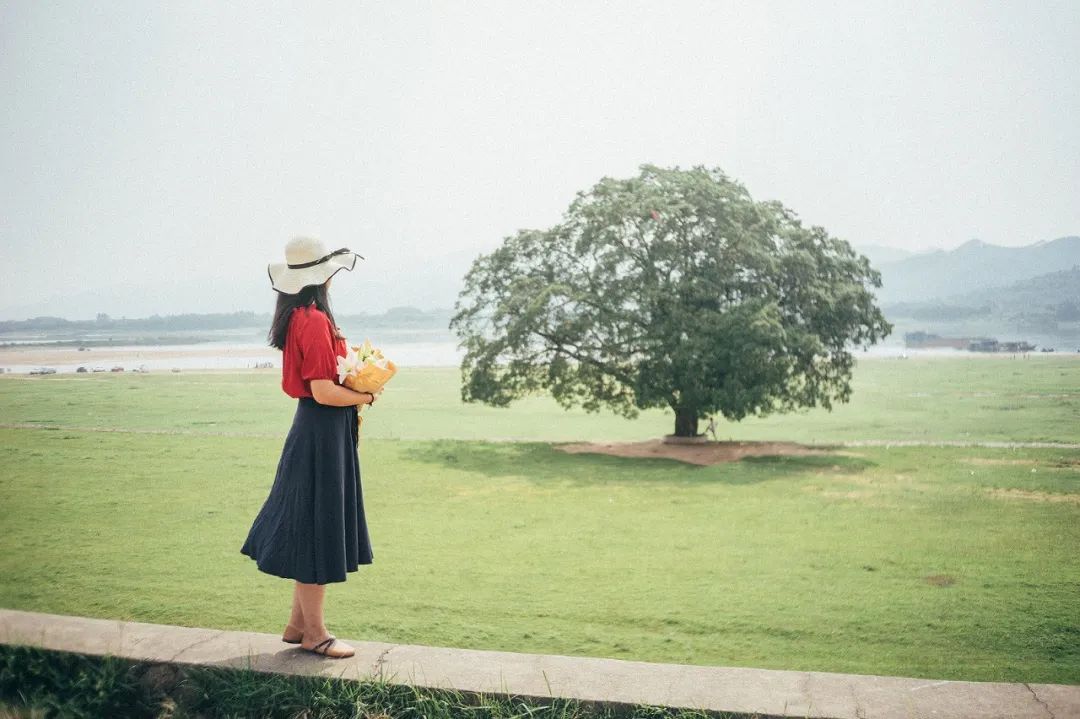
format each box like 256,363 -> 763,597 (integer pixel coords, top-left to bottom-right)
268,252 -> 360,295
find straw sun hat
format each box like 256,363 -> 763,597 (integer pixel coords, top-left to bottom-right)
268,237 -> 365,295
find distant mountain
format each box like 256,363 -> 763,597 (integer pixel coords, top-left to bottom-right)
869,235 -> 1080,304
938,265 -> 1080,311
850,243 -> 917,266
0,306 -> 455,336
5,235 -> 1078,322
882,265 -> 1080,329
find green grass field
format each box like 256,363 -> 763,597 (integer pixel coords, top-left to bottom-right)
1,356 -> 1078,685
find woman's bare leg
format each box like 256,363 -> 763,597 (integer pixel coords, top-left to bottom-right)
282,583 -> 305,639
296,580 -> 354,656
296,581 -> 326,637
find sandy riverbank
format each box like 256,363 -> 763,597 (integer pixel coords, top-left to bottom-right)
0,345 -> 274,366
0,368 -> 270,378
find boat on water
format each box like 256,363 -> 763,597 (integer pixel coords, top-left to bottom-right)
904,331 -> 1039,353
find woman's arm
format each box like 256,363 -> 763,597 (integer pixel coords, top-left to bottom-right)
310,379 -> 372,407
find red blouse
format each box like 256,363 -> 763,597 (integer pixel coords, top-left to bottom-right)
281,305 -> 348,399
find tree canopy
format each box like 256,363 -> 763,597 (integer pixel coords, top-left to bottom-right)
449,164 -> 893,437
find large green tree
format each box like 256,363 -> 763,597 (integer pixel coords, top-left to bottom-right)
449,164 -> 893,438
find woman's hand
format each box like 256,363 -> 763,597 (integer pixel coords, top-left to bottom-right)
354,386 -> 384,403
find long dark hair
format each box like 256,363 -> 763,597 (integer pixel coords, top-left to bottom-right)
267,281 -> 339,350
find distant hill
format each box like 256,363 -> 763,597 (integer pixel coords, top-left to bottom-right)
869,235 -> 1080,304
882,265 -> 1080,327
6,235 -> 1077,327
850,243 -> 917,266
938,265 -> 1080,311
0,246 -> 485,321
0,306 -> 455,335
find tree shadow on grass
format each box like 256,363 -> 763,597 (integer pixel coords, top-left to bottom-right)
402,439 -> 877,488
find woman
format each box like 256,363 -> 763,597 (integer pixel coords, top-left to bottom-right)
240,237 -> 382,659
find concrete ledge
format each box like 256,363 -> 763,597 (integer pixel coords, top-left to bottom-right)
1,608 -> 1077,719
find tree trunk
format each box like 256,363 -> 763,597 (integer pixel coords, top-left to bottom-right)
674,408 -> 699,437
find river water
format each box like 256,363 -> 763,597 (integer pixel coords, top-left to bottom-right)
0,328 -> 465,374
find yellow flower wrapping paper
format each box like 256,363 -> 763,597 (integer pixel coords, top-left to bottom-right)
342,359 -> 397,394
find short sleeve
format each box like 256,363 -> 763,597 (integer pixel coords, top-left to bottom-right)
298,310 -> 340,383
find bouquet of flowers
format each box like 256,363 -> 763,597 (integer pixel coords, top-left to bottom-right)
336,339 -> 397,437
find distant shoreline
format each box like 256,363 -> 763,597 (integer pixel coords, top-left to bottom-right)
0,366 -> 466,377
0,342 -> 1076,379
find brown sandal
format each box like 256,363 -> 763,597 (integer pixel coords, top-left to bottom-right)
304,635 -> 354,658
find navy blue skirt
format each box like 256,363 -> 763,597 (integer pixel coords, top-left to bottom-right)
240,397 -> 373,584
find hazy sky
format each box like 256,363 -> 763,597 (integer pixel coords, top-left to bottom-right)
2,2 -> 1078,319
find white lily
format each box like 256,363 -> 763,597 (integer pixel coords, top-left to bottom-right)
336,350 -> 361,384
